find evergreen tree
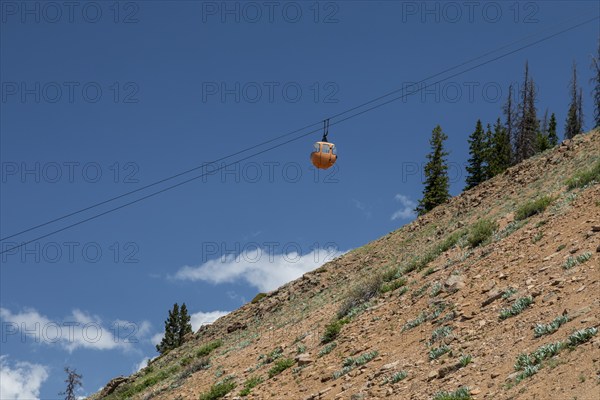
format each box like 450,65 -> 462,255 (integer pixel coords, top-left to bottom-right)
515,62 -> 538,162
157,303 -> 180,354
536,109 -> 551,152
565,62 -> 583,139
503,84 -> 517,164
483,123 -> 494,180
465,120 -> 487,190
488,118 -> 512,176
178,303 -> 193,344
156,303 -> 193,354
592,41 -> 600,129
59,367 -> 82,400
416,125 -> 450,216
547,112 -> 559,146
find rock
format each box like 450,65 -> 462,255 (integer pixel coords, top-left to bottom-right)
98,376 -> 128,397
444,275 -> 465,292
296,354 -> 314,366
481,280 -> 496,293
380,361 -> 399,371
596,245 -> 600,253
591,226 -> 600,232
481,289 -> 503,307
227,322 -> 247,333
427,370 -> 438,381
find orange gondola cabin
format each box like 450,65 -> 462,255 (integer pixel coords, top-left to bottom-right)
310,119 -> 337,170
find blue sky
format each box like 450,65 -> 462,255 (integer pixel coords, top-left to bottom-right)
0,1 -> 598,398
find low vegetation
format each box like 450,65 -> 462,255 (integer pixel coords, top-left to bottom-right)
429,344 -> 451,360
467,218 -> 498,247
196,340 -> 223,357
432,386 -> 472,400
268,358 -> 295,378
198,378 -> 236,400
533,315 -> 569,337
563,252 -> 593,269
239,376 -> 263,397
514,196 -> 554,221
512,327 -> 597,384
566,160 -> 600,189
499,296 -> 533,320
333,351 -> 378,379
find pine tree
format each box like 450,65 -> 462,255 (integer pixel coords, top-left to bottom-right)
156,303 -> 193,354
547,112 -> 558,146
592,41 -> 600,129
465,120 -> 486,190
178,303 -> 193,345
503,84 -> 517,164
488,118 -> 512,176
416,125 -> 450,216
565,62 -> 583,139
59,367 -> 82,400
536,109 -> 551,152
515,62 -> 538,162
157,303 -> 180,354
578,88 -> 584,133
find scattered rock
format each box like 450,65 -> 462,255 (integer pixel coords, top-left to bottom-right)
444,275 -> 466,292
227,322 -> 247,333
296,354 -> 314,366
98,376 -> 128,397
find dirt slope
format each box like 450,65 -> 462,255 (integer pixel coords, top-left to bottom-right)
92,130 -> 600,400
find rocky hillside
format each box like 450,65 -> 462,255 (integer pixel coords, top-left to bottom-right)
92,130 -> 600,400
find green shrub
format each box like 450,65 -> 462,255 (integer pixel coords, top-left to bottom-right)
467,219 -> 498,247
432,386 -> 471,400
515,196 -> 554,221
533,315 -> 569,337
268,358 -> 294,378
318,342 -> 337,357
337,275 -> 382,319
429,344 -> 451,360
251,292 -> 267,303
196,340 -> 223,357
321,319 -> 347,344
566,160 -> 600,190
380,277 -> 407,293
198,378 -> 236,400
499,296 -> 533,320
459,354 -> 472,367
239,376 -> 263,397
332,351 -> 378,379
390,371 -> 407,383
566,327 -> 598,347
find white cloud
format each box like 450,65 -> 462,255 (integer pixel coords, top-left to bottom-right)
391,194 -> 417,221
0,356 -> 48,400
174,247 -> 345,292
150,333 -> 163,347
134,357 -> 150,372
352,199 -> 372,219
190,311 -> 229,331
0,307 -> 150,353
